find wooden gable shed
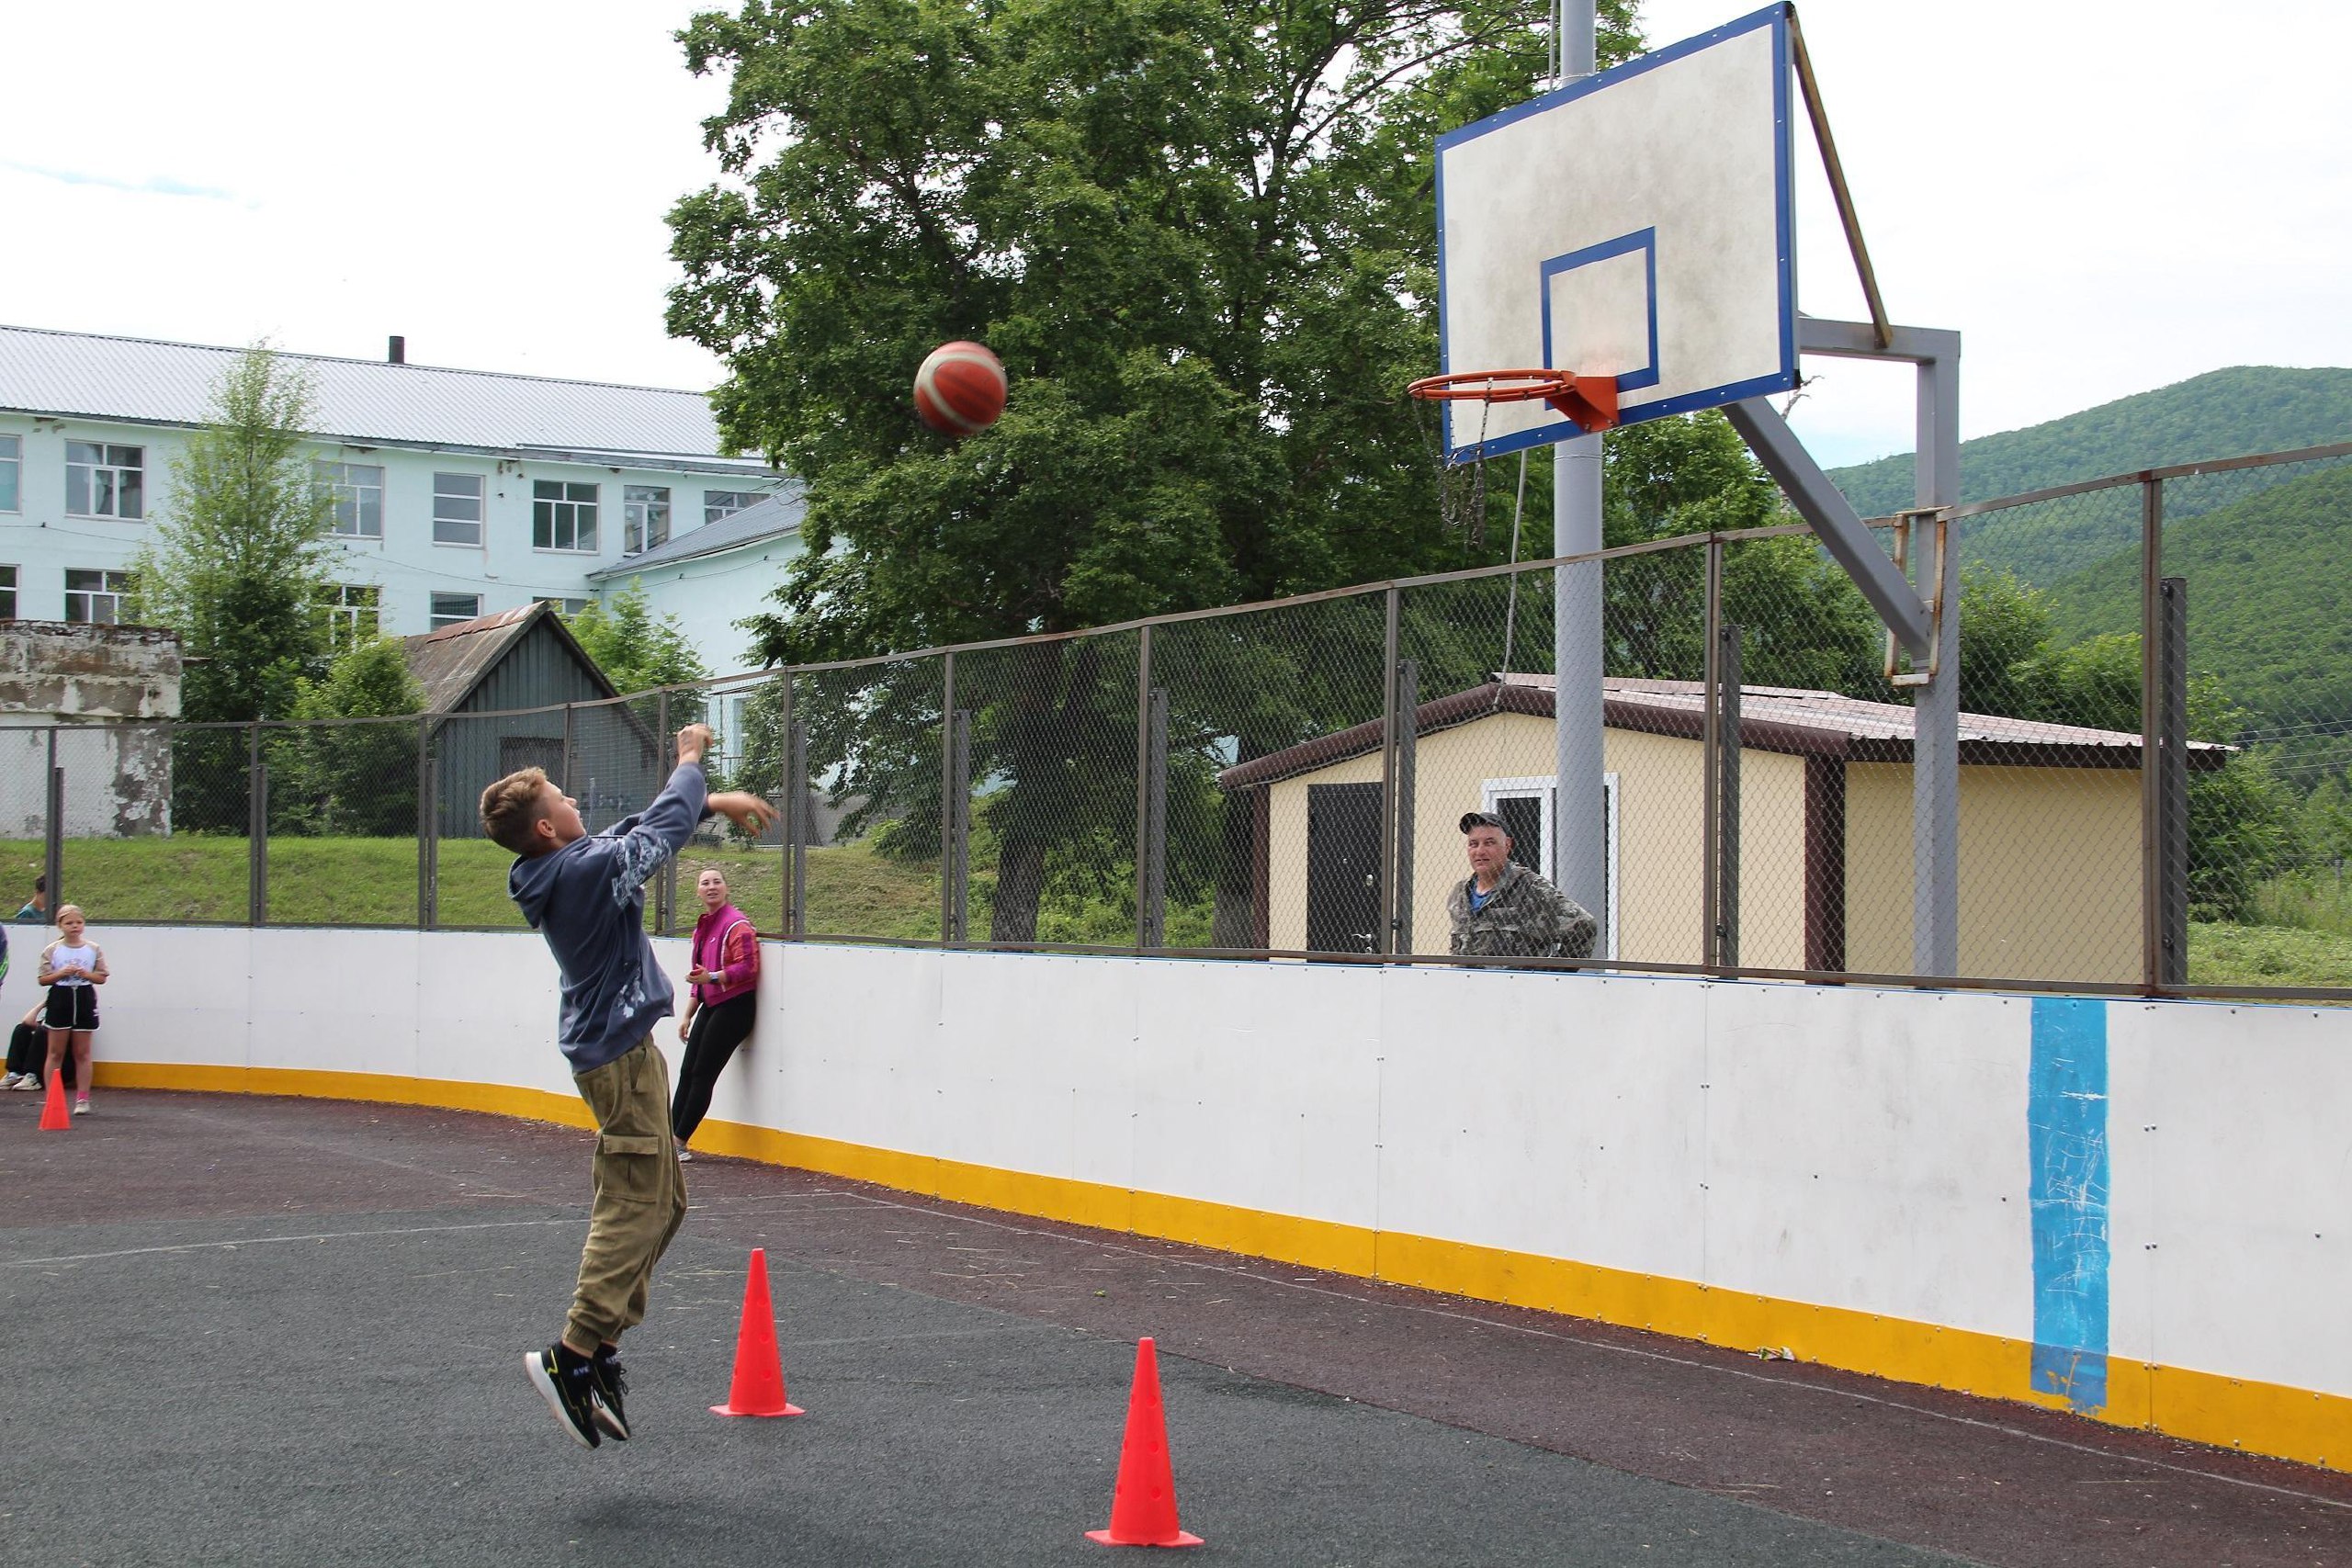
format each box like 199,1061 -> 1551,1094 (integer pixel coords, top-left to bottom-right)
1216,673 -> 2227,985
405,604 -> 662,838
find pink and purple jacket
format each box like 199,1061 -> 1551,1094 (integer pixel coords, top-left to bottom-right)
689,903 -> 760,1007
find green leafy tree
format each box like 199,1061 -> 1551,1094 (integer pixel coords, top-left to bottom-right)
271,638 -> 427,837
668,0 -> 1640,939
1596,412 -> 1887,697
130,345 -> 334,724
565,581 -> 712,716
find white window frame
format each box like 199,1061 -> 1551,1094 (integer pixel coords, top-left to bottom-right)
623,484 -> 671,556
1482,773 -> 1621,961
703,489 -> 757,526
533,479 -> 599,553
323,583 -> 381,650
65,442 -> 144,520
315,460 -> 385,539
0,434 -> 20,513
432,472 -> 485,547
537,595 -> 589,615
64,567 -> 134,625
0,564 -> 17,619
429,591 -> 483,628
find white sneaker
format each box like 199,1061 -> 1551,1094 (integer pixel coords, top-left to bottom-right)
0,1073 -> 20,1090
8,1075 -> 38,1092
72,1096 -> 89,1115
675,1145 -> 694,1163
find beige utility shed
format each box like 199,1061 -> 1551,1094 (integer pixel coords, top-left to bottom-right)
1216,674 -> 2220,984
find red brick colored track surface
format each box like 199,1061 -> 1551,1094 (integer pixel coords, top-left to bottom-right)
5,1091 -> 2348,1566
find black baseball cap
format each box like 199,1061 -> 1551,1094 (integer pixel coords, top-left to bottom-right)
1459,810 -> 1509,834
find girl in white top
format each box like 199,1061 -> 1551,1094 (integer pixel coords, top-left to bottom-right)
37,905 -> 107,1115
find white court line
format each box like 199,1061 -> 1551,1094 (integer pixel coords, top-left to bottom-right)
0,1216 -> 585,1268
805,1187 -> 2352,1515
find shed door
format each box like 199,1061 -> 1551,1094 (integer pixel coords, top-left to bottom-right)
502,736 -> 566,791
1306,783 -> 1383,953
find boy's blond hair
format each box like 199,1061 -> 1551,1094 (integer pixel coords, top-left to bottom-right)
481,767 -> 555,854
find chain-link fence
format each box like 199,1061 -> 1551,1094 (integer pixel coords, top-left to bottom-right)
12,440 -> 2349,999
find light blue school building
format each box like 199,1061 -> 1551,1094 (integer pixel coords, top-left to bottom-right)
0,324 -> 804,741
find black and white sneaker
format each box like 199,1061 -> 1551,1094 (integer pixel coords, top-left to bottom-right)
588,1349 -> 630,1442
526,1346 -> 603,1449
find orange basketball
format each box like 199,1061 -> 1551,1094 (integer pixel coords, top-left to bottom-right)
913,341 -> 1008,435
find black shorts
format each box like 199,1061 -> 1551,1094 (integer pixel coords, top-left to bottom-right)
44,986 -> 97,1032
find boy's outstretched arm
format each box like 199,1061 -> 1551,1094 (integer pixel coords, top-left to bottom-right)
594,726 -> 779,904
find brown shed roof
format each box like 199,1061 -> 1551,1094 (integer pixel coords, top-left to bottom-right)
1216,673 -> 2227,791
401,602 -> 620,714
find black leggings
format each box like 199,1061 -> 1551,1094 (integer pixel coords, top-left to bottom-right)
672,994 -> 756,1144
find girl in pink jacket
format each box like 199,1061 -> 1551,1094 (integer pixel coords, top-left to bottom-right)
671,868 -> 760,1160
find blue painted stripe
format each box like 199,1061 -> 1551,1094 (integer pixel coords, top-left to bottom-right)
2028,997 -> 2110,1413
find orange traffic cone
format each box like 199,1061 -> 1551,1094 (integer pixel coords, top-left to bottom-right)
710,1247 -> 803,1417
38,1071 -> 70,1132
1086,1337 -> 1203,1549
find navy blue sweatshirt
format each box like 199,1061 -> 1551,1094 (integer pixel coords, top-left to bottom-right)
508,761 -> 708,1073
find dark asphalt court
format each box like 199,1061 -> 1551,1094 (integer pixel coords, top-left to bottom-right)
3,1094 -> 2348,1567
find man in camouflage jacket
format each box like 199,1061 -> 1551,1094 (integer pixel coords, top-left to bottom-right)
1446,811 -> 1599,961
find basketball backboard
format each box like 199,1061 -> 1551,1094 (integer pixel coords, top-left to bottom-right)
1433,4 -> 1796,460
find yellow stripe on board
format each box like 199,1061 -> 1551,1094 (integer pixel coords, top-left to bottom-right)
93,1059 -> 2349,1473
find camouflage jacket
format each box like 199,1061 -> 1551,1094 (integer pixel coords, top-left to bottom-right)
1446,862 -> 1598,960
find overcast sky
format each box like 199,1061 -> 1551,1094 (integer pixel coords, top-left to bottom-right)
2,1 -> 2344,468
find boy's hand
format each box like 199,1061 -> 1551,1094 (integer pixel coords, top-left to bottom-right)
675,723 -> 715,765
707,791 -> 780,836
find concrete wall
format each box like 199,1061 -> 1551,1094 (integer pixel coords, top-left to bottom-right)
55,927 -> 2352,1472
0,622 -> 184,837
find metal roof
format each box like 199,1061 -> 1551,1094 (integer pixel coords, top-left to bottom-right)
0,324 -> 774,468
589,488 -> 806,579
1218,674 -> 2227,791
402,603 -> 619,713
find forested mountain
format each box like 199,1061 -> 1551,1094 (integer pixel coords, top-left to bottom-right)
2042,461 -> 2352,744
1827,367 -> 2352,585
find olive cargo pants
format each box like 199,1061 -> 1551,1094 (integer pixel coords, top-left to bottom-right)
565,1037 -> 689,1354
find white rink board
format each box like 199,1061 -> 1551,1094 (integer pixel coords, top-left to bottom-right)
1434,4 -> 1795,457
47,927 -> 2352,1406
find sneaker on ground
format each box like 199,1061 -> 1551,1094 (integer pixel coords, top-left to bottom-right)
72,1097 -> 89,1115
525,1346 -> 603,1449
6,1075 -> 35,1092
588,1350 -> 630,1441
676,1145 -> 694,1163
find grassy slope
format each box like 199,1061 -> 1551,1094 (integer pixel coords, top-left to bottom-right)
1826,367 -> 2352,584
7,836 -> 945,940
21,833 -> 2346,987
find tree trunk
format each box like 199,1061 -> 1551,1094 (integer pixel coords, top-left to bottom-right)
989,826 -> 1049,942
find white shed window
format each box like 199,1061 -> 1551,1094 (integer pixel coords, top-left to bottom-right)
1482,773 -> 1621,960
67,442 -> 143,519
316,461 -> 385,538
534,479 -> 598,552
624,485 -> 671,554
0,565 -> 17,619
430,592 -> 482,628
0,434 -> 19,513
433,472 -> 484,546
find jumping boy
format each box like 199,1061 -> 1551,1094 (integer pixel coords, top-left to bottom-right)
480,723 -> 776,1449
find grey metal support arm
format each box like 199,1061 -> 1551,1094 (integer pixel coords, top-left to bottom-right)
1722,396 -> 1933,657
